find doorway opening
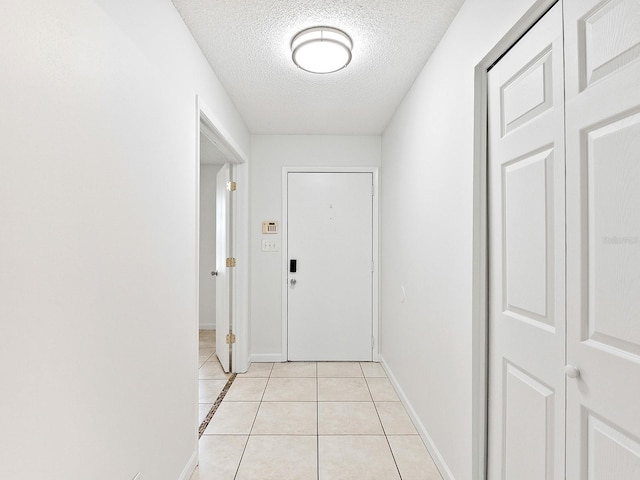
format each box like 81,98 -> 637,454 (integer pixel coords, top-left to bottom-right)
199,120 -> 236,372
195,96 -> 249,443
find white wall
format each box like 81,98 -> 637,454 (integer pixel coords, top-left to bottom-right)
379,1 -> 547,479
0,1 -> 249,479
250,135 -> 381,360
199,165 -> 221,329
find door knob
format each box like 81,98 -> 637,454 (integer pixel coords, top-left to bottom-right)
211,271 -> 218,276
565,365 -> 580,379
290,278 -> 297,286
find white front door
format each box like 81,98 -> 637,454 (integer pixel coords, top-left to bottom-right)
216,164 -> 233,372
287,172 -> 373,361
487,4 -> 566,478
564,0 -> 640,477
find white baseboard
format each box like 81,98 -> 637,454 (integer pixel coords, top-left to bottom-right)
378,354 -> 455,480
199,324 -> 215,330
250,353 -> 284,363
177,449 -> 198,480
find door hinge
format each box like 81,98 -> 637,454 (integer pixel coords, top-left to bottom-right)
371,336 -> 375,349
371,260 -> 375,272
226,257 -> 236,267
371,184 -> 375,196
227,181 -> 237,192
226,333 -> 236,344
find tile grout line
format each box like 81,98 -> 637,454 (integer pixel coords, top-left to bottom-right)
233,363 -> 273,480
365,370 -> 404,480
364,362 -> 400,474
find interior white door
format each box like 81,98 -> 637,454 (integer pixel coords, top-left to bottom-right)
215,164 -> 232,372
564,0 -> 640,477
287,172 -> 373,361
487,4 -> 566,479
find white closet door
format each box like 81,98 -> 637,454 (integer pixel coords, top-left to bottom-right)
564,0 -> 640,478
487,4 -> 566,479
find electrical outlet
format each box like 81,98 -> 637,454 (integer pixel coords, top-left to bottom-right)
261,239 -> 279,252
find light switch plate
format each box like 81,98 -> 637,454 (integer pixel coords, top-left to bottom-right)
262,239 -> 279,252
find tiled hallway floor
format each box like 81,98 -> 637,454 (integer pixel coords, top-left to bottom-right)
193,330 -> 442,480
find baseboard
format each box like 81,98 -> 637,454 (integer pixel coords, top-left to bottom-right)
199,324 -> 215,330
250,353 -> 284,363
177,449 -> 198,480
378,354 -> 456,480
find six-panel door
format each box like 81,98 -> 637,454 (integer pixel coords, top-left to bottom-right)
565,0 -> 640,478
487,4 -> 566,479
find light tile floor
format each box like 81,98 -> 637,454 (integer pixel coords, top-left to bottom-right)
193,330 -> 442,480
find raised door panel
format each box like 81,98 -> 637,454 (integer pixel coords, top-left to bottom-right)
501,48 -> 554,136
586,112 -> 640,357
503,362 -> 556,480
580,0 -> 640,89
502,148 -> 555,327
587,411 -> 640,480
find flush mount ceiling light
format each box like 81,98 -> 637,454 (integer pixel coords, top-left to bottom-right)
291,26 -> 353,74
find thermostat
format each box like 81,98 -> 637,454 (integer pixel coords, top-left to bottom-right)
262,221 -> 279,234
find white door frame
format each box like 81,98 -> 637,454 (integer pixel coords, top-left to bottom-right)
195,95 -> 250,376
471,1 -> 559,478
281,167 -> 380,362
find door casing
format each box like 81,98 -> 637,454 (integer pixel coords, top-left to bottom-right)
281,167 -> 380,362
196,95 -> 250,376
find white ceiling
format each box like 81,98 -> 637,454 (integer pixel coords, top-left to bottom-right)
172,0 -> 465,135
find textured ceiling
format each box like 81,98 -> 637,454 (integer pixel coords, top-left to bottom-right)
172,0 -> 465,135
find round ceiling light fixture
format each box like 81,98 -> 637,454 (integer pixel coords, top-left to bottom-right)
291,26 -> 353,74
